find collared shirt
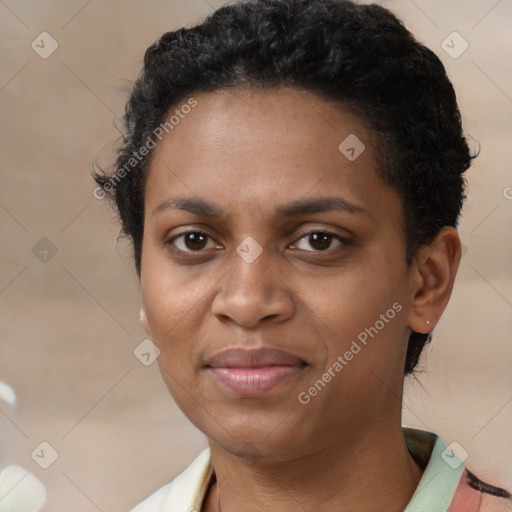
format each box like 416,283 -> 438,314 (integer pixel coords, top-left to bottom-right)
131,427 -> 511,511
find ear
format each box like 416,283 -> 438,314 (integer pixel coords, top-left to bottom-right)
140,300 -> 152,336
406,226 -> 461,334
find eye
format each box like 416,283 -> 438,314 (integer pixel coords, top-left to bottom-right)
291,231 -> 344,252
167,231 -> 222,252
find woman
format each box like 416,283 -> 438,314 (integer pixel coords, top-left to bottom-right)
93,0 -> 511,510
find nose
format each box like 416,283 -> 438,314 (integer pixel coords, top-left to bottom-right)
211,245 -> 295,329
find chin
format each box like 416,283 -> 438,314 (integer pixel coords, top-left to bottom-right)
202,411 -> 312,461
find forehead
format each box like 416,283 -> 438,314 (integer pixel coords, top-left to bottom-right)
144,87 -> 398,223
149,87 -> 375,170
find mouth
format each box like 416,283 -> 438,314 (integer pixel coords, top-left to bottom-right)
205,347 -> 307,397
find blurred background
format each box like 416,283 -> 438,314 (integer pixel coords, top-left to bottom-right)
0,0 -> 511,510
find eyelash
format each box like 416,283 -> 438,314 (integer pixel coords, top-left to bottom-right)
165,229 -> 349,254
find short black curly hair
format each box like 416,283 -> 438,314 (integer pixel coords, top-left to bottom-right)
92,0 -> 474,376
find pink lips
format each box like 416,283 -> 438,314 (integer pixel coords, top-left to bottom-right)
206,347 -> 306,396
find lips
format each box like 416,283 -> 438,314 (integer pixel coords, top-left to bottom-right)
205,347 -> 307,396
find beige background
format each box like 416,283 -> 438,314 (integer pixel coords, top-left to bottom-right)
0,0 -> 511,510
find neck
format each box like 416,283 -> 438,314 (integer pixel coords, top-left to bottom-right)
205,421 -> 424,512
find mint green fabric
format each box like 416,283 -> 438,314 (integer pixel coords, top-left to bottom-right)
404,428 -> 465,511
131,428 -> 465,511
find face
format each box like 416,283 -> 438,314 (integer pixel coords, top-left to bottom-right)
139,87 -> 419,460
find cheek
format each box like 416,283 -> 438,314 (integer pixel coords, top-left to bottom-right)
140,259 -> 221,376
141,274 -> 203,407
141,247 -> 207,332
301,261 -> 406,368
306,265 -> 390,327
140,268 -> 196,361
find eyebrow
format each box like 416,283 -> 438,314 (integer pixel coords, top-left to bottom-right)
152,196 -> 367,218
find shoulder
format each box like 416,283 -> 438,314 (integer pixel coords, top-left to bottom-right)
448,468 -> 511,512
403,427 -> 511,512
130,449 -> 213,512
465,469 -> 511,499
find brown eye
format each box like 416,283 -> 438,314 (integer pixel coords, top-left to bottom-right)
184,232 -> 207,250
170,231 -> 219,252
309,233 -> 332,250
294,232 -> 343,252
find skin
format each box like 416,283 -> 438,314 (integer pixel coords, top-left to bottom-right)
139,87 -> 461,512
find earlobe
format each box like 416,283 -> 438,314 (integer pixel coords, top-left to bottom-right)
140,304 -> 151,335
406,227 -> 461,334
